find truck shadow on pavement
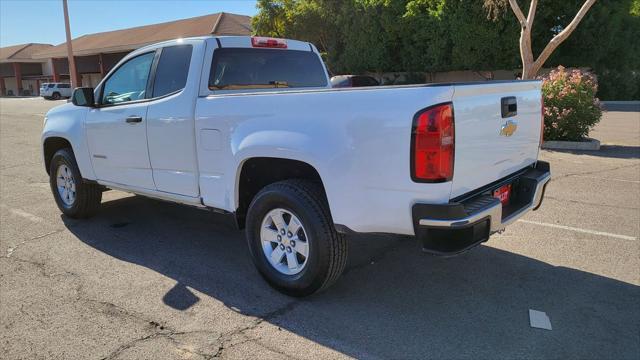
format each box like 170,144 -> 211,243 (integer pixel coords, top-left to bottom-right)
63,195 -> 639,359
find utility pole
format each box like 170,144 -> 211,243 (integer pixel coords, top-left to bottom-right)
62,0 -> 78,88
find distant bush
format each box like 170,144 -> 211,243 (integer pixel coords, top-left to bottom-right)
597,69 -> 640,101
541,66 -> 602,141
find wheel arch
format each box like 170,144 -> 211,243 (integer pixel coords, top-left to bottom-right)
43,136 -> 74,175
234,157 -> 329,229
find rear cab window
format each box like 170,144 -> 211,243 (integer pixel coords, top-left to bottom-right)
209,48 -> 327,91
153,45 -> 192,97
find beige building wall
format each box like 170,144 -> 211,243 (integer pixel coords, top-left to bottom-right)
4,77 -> 18,95
42,59 -> 54,76
81,73 -> 102,88
21,79 -> 39,95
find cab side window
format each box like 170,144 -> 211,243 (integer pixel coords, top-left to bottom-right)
101,52 -> 155,105
152,45 -> 192,97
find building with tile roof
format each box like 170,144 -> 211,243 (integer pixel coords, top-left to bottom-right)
1,43 -> 54,96
0,12 -> 251,95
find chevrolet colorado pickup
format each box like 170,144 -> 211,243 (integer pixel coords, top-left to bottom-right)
42,36 -> 550,296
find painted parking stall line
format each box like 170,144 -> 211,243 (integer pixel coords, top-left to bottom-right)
518,219 -> 637,241
0,204 -> 44,223
572,175 -> 640,184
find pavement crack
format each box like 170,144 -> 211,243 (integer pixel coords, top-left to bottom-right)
100,327 -> 225,360
100,332 -> 165,360
76,293 -> 222,359
5,229 -> 65,257
0,256 -> 78,279
209,300 -> 301,358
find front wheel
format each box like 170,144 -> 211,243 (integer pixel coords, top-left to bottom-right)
246,180 -> 347,297
49,148 -> 102,218
51,92 -> 61,100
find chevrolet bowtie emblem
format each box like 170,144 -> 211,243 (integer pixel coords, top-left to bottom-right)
500,119 -> 518,137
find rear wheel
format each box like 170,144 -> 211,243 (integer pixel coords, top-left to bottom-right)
51,92 -> 61,100
49,148 -> 102,218
246,180 -> 347,297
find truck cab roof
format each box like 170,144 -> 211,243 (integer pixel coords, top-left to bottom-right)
134,36 -> 319,55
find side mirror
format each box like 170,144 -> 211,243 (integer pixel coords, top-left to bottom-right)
71,87 -> 95,107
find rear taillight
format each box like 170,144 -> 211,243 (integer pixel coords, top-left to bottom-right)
540,96 -> 545,148
411,102 -> 454,182
251,36 -> 287,48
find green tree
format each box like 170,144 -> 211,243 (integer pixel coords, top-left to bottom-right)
401,0 -> 452,72
446,0 -> 519,71
252,0 -> 292,37
253,0 -> 639,99
484,0 -> 597,79
335,0 -> 403,73
542,0 -> 639,100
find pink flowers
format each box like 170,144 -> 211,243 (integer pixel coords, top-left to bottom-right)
541,66 -> 602,141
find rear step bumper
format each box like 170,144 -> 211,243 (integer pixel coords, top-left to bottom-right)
413,161 -> 551,255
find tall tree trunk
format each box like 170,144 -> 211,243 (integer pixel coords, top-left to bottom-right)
508,0 -> 597,79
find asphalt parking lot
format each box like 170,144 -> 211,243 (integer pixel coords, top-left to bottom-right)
1,97 -> 638,359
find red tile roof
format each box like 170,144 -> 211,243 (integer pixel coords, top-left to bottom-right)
0,43 -> 53,62
33,12 -> 251,59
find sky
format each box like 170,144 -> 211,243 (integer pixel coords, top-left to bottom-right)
0,0 -> 259,47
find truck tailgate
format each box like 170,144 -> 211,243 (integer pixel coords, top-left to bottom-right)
450,81 -> 542,198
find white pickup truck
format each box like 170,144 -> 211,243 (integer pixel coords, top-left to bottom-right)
42,36 -> 550,296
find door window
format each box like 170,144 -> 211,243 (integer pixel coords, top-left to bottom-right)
152,45 -> 192,97
101,52 -> 155,105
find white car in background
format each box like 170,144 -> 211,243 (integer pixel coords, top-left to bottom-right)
40,83 -> 72,100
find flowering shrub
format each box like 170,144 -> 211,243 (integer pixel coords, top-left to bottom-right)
541,66 -> 602,141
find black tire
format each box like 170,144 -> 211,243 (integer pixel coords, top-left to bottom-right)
49,148 -> 102,218
52,92 -> 61,100
246,179 -> 347,297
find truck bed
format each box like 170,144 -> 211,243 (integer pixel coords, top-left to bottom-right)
195,79 -> 542,235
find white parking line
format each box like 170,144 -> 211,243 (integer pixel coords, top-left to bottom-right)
518,219 -> 637,241
572,175 -> 640,184
0,204 -> 44,223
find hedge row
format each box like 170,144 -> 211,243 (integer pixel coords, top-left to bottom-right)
253,0 -> 640,100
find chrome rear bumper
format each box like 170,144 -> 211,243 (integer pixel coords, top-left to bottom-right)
413,161 -> 551,255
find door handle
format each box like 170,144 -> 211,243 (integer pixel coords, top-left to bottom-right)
125,116 -> 143,124
501,96 -> 517,118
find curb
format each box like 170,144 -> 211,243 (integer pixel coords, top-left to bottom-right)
601,101 -> 640,112
601,101 -> 640,105
541,138 -> 600,151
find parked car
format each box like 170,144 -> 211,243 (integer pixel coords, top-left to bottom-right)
40,83 -> 72,100
330,74 -> 380,87
42,36 -> 550,296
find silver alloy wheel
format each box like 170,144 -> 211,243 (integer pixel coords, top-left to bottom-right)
56,163 -> 76,206
260,208 -> 310,276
